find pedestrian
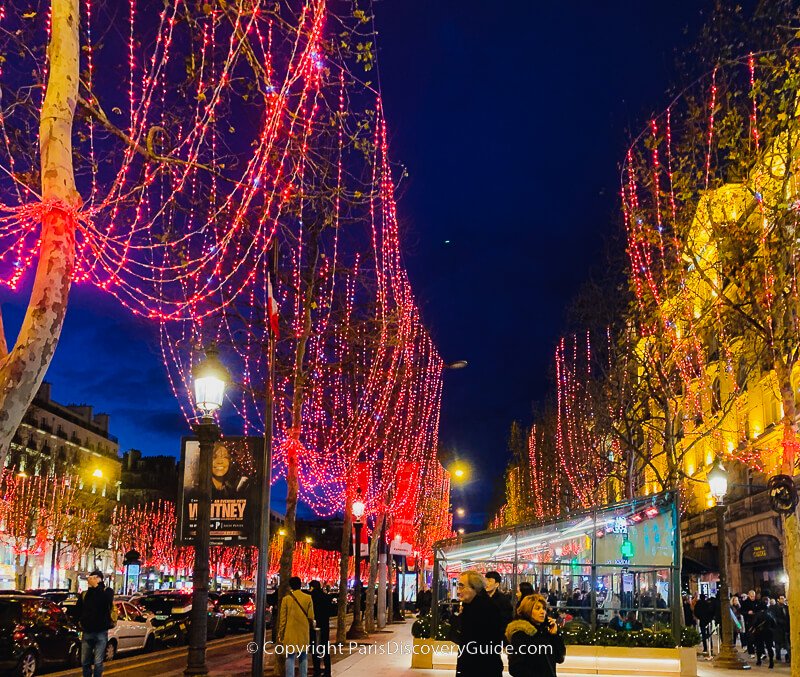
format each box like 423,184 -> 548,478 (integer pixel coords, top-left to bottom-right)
449,570 -> 504,677
751,605 -> 775,668
279,576 -> 315,677
309,580 -> 332,677
623,611 -> 642,631
729,596 -> 746,651
505,593 -> 566,677
772,595 -> 790,664
740,590 -> 763,658
73,569 -> 114,677
417,583 -> 432,617
694,593 -> 714,655
683,594 -> 695,628
516,581 -> 534,608
485,571 -> 514,626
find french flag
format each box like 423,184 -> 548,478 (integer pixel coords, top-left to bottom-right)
267,273 -> 280,338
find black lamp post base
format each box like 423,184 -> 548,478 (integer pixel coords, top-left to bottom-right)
184,664 -> 209,676
714,645 -> 751,670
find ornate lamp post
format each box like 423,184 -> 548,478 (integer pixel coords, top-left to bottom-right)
347,488 -> 368,640
185,345 -> 229,677
708,460 -> 749,670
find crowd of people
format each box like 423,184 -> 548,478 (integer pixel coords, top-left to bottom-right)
447,570 -> 566,677
683,589 -> 790,668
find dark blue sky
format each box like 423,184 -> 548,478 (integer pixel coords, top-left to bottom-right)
2,1 -> 709,525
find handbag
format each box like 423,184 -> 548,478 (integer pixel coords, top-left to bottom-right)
290,592 -> 319,644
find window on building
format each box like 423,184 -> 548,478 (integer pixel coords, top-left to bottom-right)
736,357 -> 748,392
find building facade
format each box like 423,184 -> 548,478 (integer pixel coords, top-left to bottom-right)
120,449 -> 179,505
0,382 -> 122,590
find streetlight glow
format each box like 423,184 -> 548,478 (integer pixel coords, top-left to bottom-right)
92,468 -> 103,479
352,488 -> 366,521
193,344 -> 230,415
708,460 -> 728,502
456,507 -> 466,517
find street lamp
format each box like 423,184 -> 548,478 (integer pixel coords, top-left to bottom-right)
455,507 -> 466,518
347,488 -> 368,640
707,460 -> 749,670
185,345 -> 229,677
444,360 -> 468,370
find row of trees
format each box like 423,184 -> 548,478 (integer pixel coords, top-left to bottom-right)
497,7 -> 800,670
0,469 -> 100,588
0,1 -> 449,665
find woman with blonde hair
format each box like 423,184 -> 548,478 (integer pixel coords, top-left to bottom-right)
505,594 -> 566,677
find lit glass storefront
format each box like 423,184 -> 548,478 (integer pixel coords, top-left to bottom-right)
433,491 -> 681,641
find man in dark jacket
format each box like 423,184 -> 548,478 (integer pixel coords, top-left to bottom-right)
417,584 -> 432,617
694,594 -> 714,655
74,570 -> 114,677
484,572 -> 514,627
773,595 -> 790,663
309,580 -> 331,677
740,590 -> 763,658
449,571 -> 504,677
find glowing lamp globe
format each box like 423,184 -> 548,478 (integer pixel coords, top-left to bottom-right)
707,461 -> 728,501
352,489 -> 366,520
193,345 -> 230,415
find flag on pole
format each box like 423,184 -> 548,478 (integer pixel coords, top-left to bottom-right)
267,273 -> 280,337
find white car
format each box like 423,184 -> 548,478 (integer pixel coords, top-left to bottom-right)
105,601 -> 156,660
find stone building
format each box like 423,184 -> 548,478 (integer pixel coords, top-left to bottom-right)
0,382 -> 122,590
120,449 -> 179,505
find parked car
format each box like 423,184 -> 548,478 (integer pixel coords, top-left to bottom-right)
216,591 -> 270,631
41,591 -> 78,606
0,595 -> 80,677
132,591 -> 226,645
104,601 -> 156,660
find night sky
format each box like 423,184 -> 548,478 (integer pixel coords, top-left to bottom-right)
2,1 -> 711,527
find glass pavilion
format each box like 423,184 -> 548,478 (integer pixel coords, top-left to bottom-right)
432,491 -> 681,641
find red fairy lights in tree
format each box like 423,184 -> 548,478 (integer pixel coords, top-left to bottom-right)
555,334 -> 612,508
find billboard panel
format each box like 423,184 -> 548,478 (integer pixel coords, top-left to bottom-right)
179,436 -> 264,546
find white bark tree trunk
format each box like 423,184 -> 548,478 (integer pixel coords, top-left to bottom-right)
0,0 -> 79,463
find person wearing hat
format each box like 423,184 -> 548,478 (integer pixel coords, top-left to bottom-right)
485,571 -> 514,627
74,569 -> 114,677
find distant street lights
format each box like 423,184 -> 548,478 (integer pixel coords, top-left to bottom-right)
455,507 -> 466,518
185,345 -> 229,677
444,360 -> 468,370
707,461 -> 749,671
347,489 -> 368,640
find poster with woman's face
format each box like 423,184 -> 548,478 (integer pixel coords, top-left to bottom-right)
179,436 -> 263,546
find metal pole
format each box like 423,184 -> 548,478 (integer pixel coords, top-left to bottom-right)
252,309 -> 276,675
347,519 -> 367,638
713,501 -> 749,670
185,419 -> 217,676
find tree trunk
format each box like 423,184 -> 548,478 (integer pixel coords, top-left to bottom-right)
775,358 -> 800,677
275,272 -> 314,676
336,503 -> 353,642
0,0 -> 80,464
365,512 -> 384,633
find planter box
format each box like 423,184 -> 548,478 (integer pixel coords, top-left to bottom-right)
410,638 -> 457,669
409,639 -> 696,676
562,645 -> 687,677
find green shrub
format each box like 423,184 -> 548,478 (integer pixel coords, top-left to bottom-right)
680,625 -> 702,647
411,616 -> 431,639
561,625 -> 681,648
411,614 -> 450,641
433,620 -> 450,640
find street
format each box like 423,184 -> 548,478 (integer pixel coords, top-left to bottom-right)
45,635 -> 257,677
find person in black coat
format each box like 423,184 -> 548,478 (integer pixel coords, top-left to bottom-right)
740,590 -> 763,657
74,570 -> 114,677
485,571 -> 514,627
751,607 -> 775,668
505,593 -> 566,677
417,584 -> 432,617
449,571 -> 504,677
772,595 -> 790,663
309,580 -> 332,677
